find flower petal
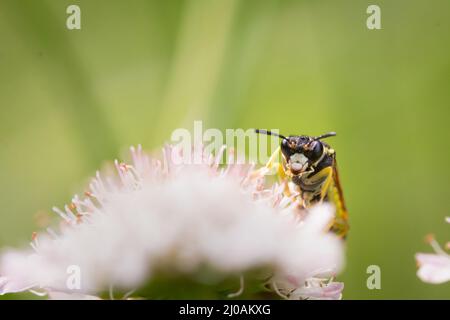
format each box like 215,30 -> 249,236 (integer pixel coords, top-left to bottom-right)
416,253 -> 450,284
289,281 -> 344,300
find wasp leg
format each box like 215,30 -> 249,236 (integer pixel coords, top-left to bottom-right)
331,219 -> 349,239
263,146 -> 280,171
297,166 -> 333,204
300,166 -> 342,233
316,167 -> 334,202
250,146 -> 282,178
314,166 -> 349,238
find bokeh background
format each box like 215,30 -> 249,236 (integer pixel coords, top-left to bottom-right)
0,0 -> 449,299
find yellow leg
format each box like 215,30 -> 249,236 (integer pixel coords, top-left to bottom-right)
250,147 -> 284,178
318,167 -> 334,202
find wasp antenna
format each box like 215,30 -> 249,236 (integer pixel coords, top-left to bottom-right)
255,129 -> 287,140
314,132 -> 337,140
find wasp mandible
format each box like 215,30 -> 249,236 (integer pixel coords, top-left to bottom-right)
255,129 -> 349,238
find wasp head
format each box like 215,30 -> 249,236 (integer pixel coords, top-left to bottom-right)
281,136 -> 324,174
254,130 -> 336,175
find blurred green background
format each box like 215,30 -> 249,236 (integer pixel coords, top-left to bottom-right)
0,0 -> 449,299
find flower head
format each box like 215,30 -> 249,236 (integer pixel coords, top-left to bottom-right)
415,218 -> 450,284
0,144 -> 344,299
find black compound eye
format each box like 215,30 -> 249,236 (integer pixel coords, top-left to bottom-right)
305,141 -> 323,162
280,139 -> 295,159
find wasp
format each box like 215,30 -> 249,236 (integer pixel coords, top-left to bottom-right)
255,129 -> 349,238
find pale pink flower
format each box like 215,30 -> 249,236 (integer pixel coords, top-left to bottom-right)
0,145 -> 345,299
415,217 -> 450,284
288,280 -> 344,300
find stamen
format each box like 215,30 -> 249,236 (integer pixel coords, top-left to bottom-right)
109,283 -> 115,300
227,275 -> 245,298
65,204 -> 77,220
213,145 -> 227,170
52,206 -> 71,222
29,242 -> 38,252
46,228 -> 58,239
271,281 -> 289,299
30,232 -> 40,251
122,288 -> 137,300
29,289 -> 48,297
425,234 -> 447,255
119,162 -> 129,172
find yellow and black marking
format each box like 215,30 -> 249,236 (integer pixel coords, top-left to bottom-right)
255,129 -> 349,238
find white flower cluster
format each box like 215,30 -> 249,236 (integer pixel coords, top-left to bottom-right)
0,145 -> 344,299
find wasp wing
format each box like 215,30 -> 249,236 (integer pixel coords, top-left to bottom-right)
328,157 -> 349,238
